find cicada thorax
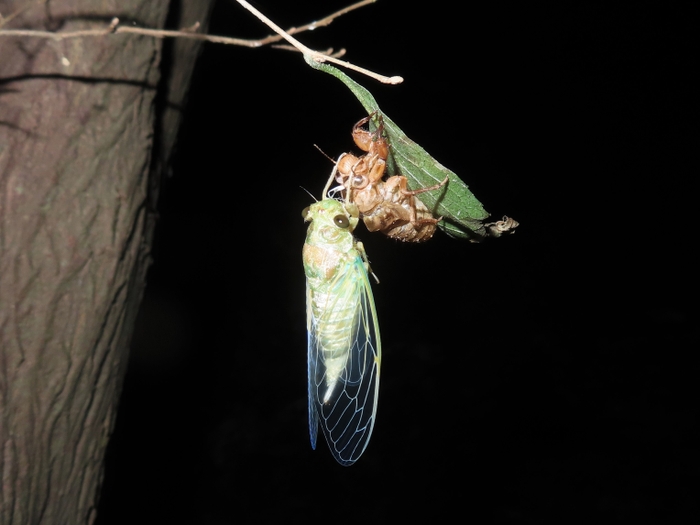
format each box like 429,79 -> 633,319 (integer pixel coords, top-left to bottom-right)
336,153 -> 384,216
335,114 -> 447,242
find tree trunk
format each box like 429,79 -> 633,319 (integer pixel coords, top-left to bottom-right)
0,1 -> 213,522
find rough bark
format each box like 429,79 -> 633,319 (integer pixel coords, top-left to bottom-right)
0,1 -> 213,523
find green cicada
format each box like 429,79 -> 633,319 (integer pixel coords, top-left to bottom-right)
303,169 -> 381,466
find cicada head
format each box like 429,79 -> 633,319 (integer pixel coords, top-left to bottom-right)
303,197 -> 363,284
304,198 -> 358,232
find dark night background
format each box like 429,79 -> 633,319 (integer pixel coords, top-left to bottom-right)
96,1 -> 697,523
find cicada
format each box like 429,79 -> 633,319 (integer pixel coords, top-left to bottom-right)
303,168 -> 381,466
334,114 -> 448,242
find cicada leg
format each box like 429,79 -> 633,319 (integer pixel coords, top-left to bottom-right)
354,240 -> 380,284
400,175 -> 450,197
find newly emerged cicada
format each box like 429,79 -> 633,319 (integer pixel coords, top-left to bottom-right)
303,167 -> 381,466
334,114 -> 448,242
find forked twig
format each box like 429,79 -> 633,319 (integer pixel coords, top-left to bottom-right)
235,0 -> 403,85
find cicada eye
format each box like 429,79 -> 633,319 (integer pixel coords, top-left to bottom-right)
302,206 -> 311,220
333,214 -> 350,228
352,174 -> 369,190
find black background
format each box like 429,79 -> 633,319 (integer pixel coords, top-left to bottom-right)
97,1 -> 697,523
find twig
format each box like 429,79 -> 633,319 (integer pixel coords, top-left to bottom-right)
0,19 -> 280,47
235,0 -> 403,85
272,45 -> 347,59
252,0 -> 375,44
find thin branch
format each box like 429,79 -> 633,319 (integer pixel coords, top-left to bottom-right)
252,0 -> 376,44
0,0 -> 370,35
0,1 -> 371,46
0,0 -> 402,85
235,0 -> 403,85
0,18 -> 277,47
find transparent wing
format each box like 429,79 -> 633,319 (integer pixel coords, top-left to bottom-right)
307,256 -> 381,466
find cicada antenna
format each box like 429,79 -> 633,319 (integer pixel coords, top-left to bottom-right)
300,186 -> 317,202
313,144 -> 336,164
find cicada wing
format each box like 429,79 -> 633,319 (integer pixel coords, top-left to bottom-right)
307,282 -> 319,451
307,257 -> 381,466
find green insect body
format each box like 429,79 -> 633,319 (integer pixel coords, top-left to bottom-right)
303,195 -> 381,466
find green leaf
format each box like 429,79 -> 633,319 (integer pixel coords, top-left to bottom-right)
305,57 -> 491,241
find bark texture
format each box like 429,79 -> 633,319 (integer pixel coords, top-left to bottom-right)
0,1 -> 212,523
